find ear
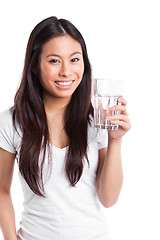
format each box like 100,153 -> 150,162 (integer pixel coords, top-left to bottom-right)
32,66 -> 39,75
32,69 -> 37,74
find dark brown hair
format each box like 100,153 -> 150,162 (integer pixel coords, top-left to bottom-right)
13,16 -> 93,197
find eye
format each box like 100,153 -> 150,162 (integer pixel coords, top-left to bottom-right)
49,59 -> 60,64
71,58 -> 80,63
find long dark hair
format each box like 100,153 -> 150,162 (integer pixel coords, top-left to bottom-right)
13,16 -> 93,197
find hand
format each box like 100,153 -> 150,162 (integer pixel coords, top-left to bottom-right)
107,98 -> 131,140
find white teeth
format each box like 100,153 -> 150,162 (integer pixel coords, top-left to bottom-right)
55,81 -> 73,86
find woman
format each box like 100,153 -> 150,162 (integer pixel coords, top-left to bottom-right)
0,16 -> 131,240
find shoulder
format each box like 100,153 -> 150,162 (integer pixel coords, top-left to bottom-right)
0,108 -> 14,126
0,107 -> 13,118
0,108 -> 22,154
0,108 -> 21,131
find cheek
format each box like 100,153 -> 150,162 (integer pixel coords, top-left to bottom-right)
76,63 -> 84,79
40,64 -> 56,82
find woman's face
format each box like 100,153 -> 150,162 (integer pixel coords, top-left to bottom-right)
39,35 -> 84,102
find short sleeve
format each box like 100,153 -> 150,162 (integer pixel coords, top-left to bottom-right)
0,109 -> 17,154
97,129 -> 108,150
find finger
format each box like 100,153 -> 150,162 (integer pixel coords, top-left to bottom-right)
110,119 -> 131,131
107,114 -> 129,123
118,98 -> 127,105
110,105 -> 127,114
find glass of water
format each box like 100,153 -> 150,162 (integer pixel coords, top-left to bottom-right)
93,78 -> 124,130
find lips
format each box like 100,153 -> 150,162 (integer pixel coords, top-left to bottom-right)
55,80 -> 74,86
54,80 -> 75,88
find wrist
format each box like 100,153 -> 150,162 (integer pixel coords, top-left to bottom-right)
108,136 -> 122,145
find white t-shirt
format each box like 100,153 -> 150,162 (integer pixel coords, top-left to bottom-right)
0,109 -> 109,240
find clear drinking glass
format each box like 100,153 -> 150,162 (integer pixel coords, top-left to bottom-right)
93,78 -> 124,130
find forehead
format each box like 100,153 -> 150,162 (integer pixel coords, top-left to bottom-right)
41,35 -> 82,56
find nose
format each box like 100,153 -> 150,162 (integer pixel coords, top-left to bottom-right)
59,62 -> 72,77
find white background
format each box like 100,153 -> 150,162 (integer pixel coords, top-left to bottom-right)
0,0 -> 160,239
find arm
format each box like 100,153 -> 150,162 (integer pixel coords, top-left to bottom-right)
96,98 -> 131,208
0,148 -> 17,240
96,138 -> 123,208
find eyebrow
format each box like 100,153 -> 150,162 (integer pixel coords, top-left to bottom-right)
46,51 -> 82,58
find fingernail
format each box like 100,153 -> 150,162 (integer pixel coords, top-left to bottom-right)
110,120 -> 117,123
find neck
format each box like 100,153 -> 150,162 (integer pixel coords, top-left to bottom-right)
43,94 -> 71,117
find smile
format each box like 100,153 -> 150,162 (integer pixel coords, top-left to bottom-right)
55,80 -> 74,86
